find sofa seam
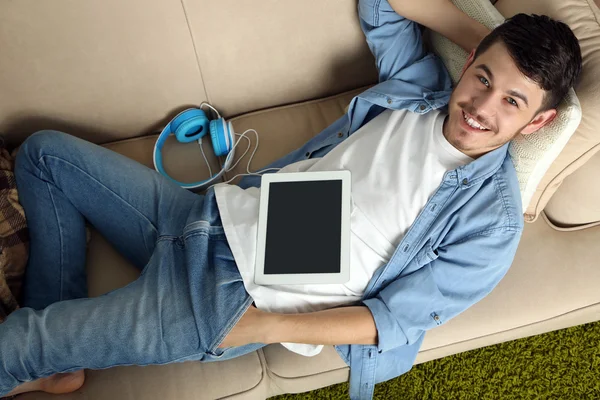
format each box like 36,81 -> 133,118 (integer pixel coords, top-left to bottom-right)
584,0 -> 600,27
250,348 -> 291,399
101,134 -> 158,147
98,85 -> 373,147
218,351 -> 267,399
541,210 -> 600,232
267,363 -> 350,382
179,0 -> 211,104
228,85 -> 374,122
264,347 -> 350,381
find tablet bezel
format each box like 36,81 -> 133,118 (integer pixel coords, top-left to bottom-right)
254,170 -> 351,285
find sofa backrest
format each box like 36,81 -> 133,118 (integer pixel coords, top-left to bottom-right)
0,0 -> 378,145
2,0 -> 599,226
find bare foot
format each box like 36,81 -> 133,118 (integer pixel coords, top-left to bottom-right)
40,370 -> 85,395
3,370 -> 85,398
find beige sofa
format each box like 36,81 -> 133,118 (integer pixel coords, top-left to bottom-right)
2,0 -> 600,398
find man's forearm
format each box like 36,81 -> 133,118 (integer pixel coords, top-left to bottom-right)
264,306 -> 378,346
390,0 -> 491,51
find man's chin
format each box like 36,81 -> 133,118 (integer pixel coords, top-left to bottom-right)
446,125 -> 479,153
447,118 -> 470,141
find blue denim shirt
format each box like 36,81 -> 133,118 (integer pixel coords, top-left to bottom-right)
239,1 -> 524,398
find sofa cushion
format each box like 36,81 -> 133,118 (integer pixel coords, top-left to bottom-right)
495,0 -> 600,221
261,344 -> 349,394
224,87 -> 369,182
0,0 -> 206,145
429,0 -> 583,218
544,150 -> 600,227
181,0 -> 378,118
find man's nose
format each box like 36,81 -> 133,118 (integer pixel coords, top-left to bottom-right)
472,92 -> 496,119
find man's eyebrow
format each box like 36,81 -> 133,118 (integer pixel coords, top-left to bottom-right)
475,64 -> 529,107
475,64 -> 493,80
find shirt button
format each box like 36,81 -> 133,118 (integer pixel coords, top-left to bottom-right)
419,104 -> 427,111
387,98 -> 392,104
337,132 -> 344,138
462,178 -> 469,185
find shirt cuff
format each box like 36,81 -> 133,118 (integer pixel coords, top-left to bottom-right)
363,297 -> 409,354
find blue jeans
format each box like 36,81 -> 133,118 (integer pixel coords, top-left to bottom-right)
0,130 -> 265,396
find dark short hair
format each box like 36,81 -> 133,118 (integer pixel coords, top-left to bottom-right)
474,13 -> 582,111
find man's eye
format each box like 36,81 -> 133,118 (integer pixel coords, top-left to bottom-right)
507,97 -> 518,107
478,76 -> 490,87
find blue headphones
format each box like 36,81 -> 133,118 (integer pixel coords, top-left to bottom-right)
153,106 -> 236,190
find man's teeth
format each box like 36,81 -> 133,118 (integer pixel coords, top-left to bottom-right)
463,112 -> 488,130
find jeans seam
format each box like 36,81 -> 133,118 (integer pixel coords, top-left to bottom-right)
156,235 -> 179,242
36,154 -> 160,243
183,231 -> 227,241
43,178 -> 65,301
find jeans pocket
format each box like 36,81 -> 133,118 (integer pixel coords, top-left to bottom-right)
205,298 -> 254,359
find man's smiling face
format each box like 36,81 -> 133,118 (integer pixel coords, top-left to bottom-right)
444,41 -> 557,158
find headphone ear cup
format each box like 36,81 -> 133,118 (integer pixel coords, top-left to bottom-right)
209,118 -> 233,157
172,109 -> 210,143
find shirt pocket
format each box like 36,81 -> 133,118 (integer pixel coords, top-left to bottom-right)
350,204 -> 396,262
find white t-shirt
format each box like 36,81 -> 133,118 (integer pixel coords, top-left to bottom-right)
214,109 -> 472,356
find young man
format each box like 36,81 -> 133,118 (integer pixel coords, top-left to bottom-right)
1,0 -> 582,399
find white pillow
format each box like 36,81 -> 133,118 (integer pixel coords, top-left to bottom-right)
428,0 -> 582,213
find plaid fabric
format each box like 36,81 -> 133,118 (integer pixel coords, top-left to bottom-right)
0,145 -> 29,323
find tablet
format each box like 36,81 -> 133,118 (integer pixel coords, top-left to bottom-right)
254,171 -> 351,285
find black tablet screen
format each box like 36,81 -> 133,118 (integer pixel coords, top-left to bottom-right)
264,180 -> 342,275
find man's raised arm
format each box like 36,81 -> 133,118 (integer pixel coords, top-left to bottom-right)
358,0 -> 489,84
389,0 -> 490,52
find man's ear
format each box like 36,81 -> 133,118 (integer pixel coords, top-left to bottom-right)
521,109 -> 557,135
460,49 -> 476,78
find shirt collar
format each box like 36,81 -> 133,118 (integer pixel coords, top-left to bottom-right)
456,143 -> 510,189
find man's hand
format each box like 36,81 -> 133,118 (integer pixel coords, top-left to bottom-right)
219,304 -> 378,348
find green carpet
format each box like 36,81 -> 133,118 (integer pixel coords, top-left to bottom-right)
270,321 -> 600,399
